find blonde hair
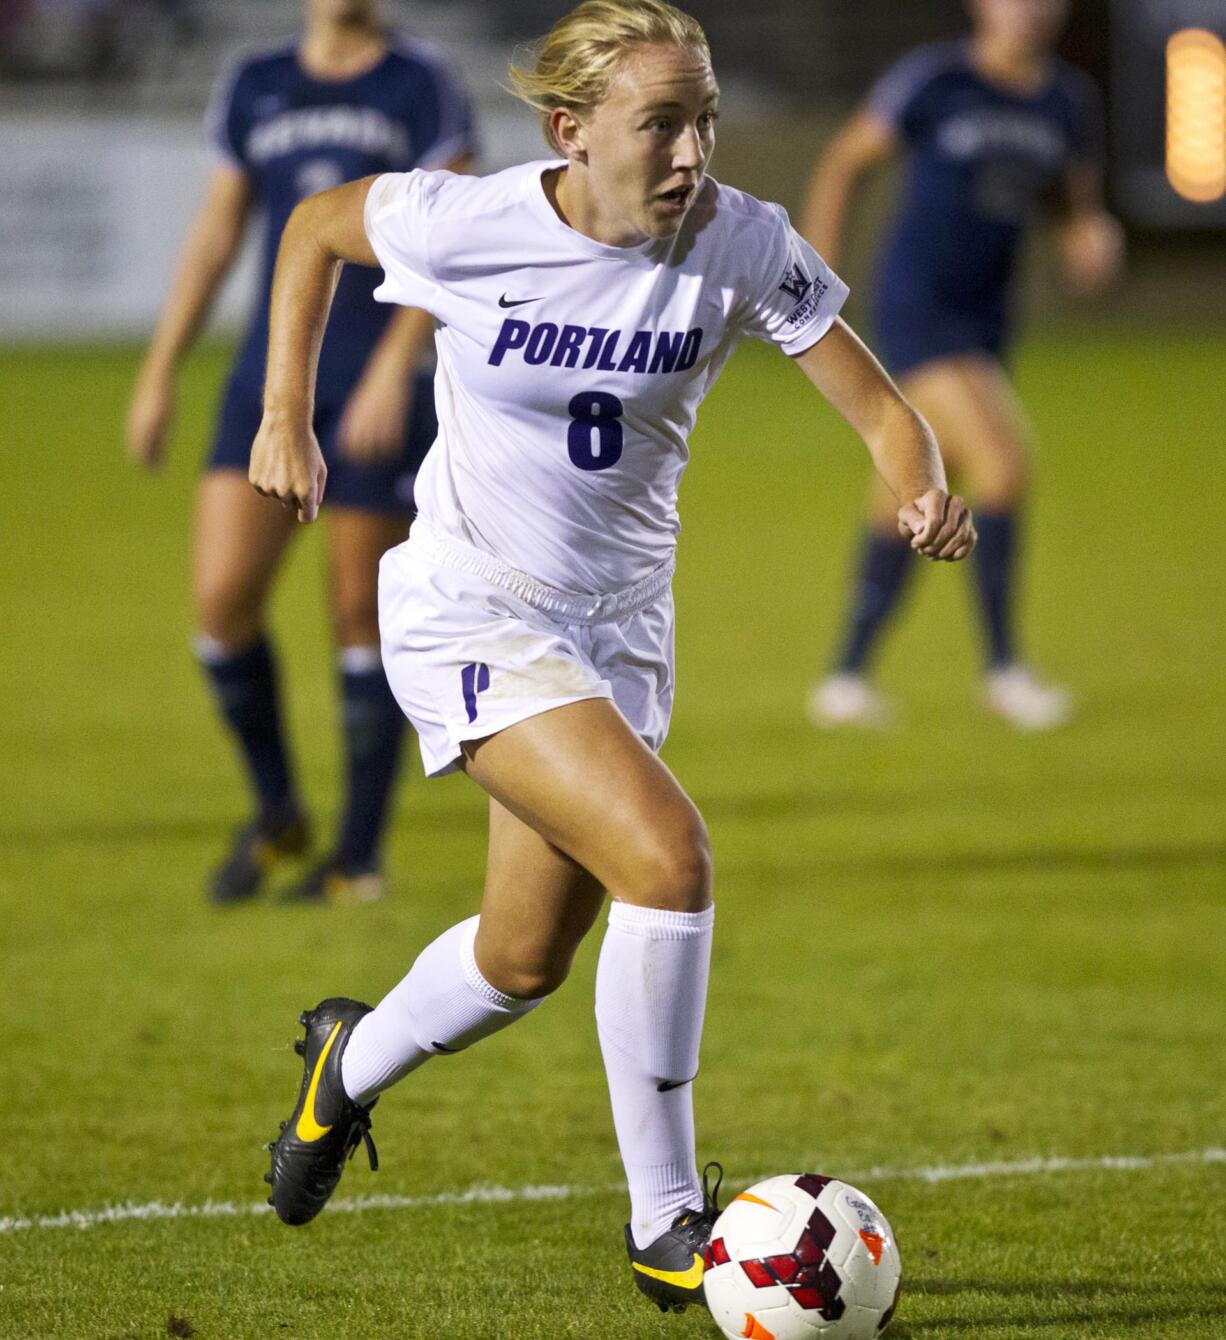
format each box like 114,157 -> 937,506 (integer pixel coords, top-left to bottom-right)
507,0 -> 711,152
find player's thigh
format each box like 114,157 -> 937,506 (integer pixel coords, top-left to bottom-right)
900,355 -> 1033,506
193,469 -> 298,644
474,797 -> 606,998
325,506 -> 411,648
462,698 -> 712,914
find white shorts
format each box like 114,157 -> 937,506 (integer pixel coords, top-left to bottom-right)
379,521 -> 676,777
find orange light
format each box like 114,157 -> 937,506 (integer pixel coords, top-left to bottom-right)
1166,29 -> 1226,203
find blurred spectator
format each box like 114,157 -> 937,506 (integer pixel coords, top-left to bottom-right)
1,0 -> 119,79
0,0 -> 197,80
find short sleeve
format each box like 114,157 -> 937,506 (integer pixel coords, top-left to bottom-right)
865,42 -> 958,141
204,58 -> 248,170
365,170 -> 443,311
740,205 -> 848,356
409,51 -> 479,170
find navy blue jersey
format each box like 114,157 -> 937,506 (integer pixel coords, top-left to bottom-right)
208,36 -> 475,395
869,40 -> 1102,317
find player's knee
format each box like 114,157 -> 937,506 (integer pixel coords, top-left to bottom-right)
481,947 -> 573,1000
196,577 -> 264,648
502,962 -> 570,999
971,441 -> 1030,510
624,812 -> 713,913
331,593 -> 380,649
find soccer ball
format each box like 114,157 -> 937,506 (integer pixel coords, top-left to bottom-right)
703,1174 -> 901,1340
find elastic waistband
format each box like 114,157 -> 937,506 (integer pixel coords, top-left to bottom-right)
408,521 -> 674,625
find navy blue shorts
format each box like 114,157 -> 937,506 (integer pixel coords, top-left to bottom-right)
872,299 -> 1009,380
206,370 -> 438,514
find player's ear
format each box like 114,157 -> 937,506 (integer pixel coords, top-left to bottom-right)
550,107 -> 589,164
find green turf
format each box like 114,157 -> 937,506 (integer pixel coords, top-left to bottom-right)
1,329 -> 1223,1339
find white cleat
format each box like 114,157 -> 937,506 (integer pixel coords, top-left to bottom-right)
806,673 -> 892,729
984,664 -> 1073,731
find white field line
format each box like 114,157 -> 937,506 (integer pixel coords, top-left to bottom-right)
2,1147 -> 1222,1237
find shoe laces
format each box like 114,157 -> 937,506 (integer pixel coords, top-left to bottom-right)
670,1160 -> 724,1245
700,1160 -> 724,1221
342,1103 -> 379,1173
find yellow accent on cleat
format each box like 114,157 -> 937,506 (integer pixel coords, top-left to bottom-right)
294,1021 -> 343,1142
631,1253 -> 705,1290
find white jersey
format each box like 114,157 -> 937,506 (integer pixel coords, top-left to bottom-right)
364,161 -> 847,595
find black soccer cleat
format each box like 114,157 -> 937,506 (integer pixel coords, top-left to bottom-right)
626,1162 -> 723,1314
265,997 -> 378,1226
210,810 -> 310,905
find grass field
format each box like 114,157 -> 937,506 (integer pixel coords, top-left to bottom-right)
1,327 -> 1224,1339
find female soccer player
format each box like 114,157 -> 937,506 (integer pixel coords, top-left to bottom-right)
125,0 -> 474,903
803,0 -> 1122,730
255,0 -> 975,1312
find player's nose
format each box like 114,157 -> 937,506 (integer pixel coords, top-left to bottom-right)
673,124 -> 704,170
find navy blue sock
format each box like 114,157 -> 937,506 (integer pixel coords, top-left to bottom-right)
833,529 -> 914,674
972,509 -> 1019,669
199,636 -> 297,826
335,650 -> 407,872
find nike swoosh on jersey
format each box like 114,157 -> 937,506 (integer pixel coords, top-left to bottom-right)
657,1076 -> 694,1092
295,1021 -> 343,1142
631,1254 -> 705,1290
498,294 -> 543,308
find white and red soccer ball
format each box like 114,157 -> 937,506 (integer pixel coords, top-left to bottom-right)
703,1173 -> 902,1340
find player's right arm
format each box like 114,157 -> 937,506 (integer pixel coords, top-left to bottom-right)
249,175 -> 381,523
125,163 -> 252,469
337,152 -> 474,464
798,110 -> 897,269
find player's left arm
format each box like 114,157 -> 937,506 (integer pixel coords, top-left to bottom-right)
339,152 -> 475,462
1058,162 -> 1125,297
792,319 -> 976,562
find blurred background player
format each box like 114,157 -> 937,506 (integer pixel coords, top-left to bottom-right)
802,0 -> 1122,730
124,0 -> 475,903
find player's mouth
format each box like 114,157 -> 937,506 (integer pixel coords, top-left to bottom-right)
655,182 -> 697,214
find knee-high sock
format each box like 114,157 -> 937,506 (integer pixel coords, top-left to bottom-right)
341,915 -> 543,1105
595,901 -> 714,1250
196,634 -> 297,825
971,509 -> 1019,669
833,530 -> 914,674
336,646 -> 406,871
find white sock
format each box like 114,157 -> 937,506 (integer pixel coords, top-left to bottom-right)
341,915 -> 543,1105
595,900 -> 714,1250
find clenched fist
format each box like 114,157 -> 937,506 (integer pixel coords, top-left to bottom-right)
249,412 -> 328,523
898,489 -> 976,561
